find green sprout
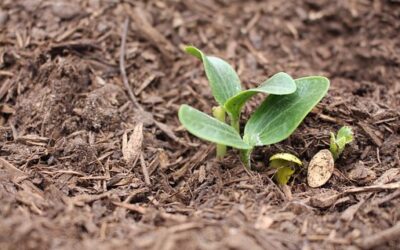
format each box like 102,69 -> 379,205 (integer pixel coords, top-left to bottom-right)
329,126 -> 353,160
269,153 -> 303,185
179,46 -> 330,168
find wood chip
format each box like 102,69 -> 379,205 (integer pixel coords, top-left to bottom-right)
309,190 -> 340,208
358,122 -> 383,146
0,157 -> 25,177
340,199 -> 365,222
112,201 -> 147,214
347,161 -> 376,184
356,222 -> 400,249
373,168 -> 400,185
130,6 -> 176,61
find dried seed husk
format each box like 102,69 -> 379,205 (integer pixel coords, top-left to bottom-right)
307,149 -> 334,188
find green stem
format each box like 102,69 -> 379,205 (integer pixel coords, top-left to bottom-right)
230,116 -> 240,133
240,148 -> 253,169
212,106 -> 227,159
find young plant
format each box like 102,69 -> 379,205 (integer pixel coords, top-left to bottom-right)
179,46 -> 330,168
307,127 -> 353,188
269,153 -> 303,185
329,126 -> 354,160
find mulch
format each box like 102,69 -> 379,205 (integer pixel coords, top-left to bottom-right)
0,0 -> 399,249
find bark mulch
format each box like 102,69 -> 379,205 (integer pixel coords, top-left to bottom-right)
0,0 -> 399,249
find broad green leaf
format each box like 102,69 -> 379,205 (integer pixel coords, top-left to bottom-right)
244,76 -> 330,146
224,72 -> 296,121
185,46 -> 242,106
178,104 -> 251,149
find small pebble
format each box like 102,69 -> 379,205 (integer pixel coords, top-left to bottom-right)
52,2 -> 80,20
0,10 -> 9,26
96,22 -> 109,33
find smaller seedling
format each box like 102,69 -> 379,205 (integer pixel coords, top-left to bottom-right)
307,126 -> 354,187
269,153 -> 302,185
329,126 -> 354,160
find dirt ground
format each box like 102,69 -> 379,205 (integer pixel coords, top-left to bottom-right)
0,0 -> 399,249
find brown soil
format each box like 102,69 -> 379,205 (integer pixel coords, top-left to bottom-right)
1,0 -> 399,249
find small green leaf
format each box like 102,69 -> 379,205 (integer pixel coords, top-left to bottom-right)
270,153 -> 302,167
330,126 -> 353,160
269,153 -> 302,184
275,166 -> 295,185
185,46 -> 242,106
224,72 -> 296,124
336,137 -> 347,151
178,105 -> 251,149
337,126 -> 353,144
244,76 -> 330,146
270,159 -> 291,168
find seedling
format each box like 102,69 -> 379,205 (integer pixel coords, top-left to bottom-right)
179,46 -> 330,168
307,126 -> 354,187
329,126 -> 354,160
269,153 -> 302,185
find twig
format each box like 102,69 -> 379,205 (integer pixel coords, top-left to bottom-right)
119,18 -> 142,111
373,189 -> 400,206
356,222 -> 400,249
112,201 -> 147,214
9,121 -> 18,140
343,182 -> 400,194
70,191 -> 112,205
310,182 -> 400,208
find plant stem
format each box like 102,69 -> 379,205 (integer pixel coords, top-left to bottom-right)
231,116 -> 240,133
212,106 -> 227,159
240,148 -> 253,169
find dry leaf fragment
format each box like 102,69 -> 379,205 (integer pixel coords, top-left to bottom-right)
122,123 -> 143,163
254,215 -> 274,230
307,149 -> 334,187
198,165 -> 206,183
347,161 -> 376,184
158,150 -> 170,169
